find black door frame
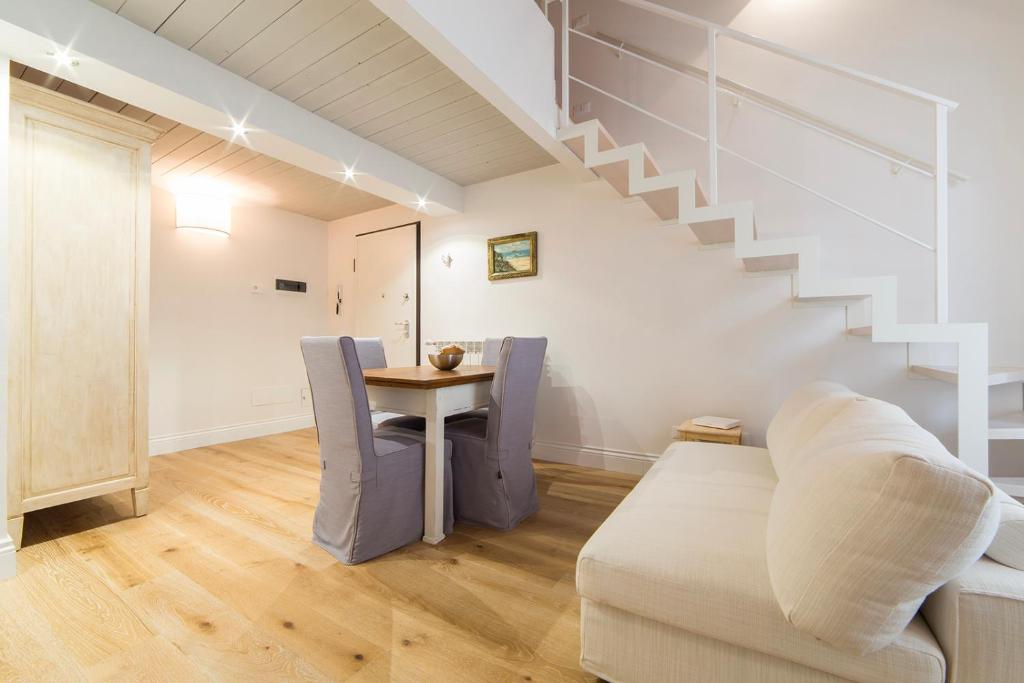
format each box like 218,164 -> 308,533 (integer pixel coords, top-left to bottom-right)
354,221 -> 422,365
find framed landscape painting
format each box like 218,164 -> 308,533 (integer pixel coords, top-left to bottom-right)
487,231 -> 538,281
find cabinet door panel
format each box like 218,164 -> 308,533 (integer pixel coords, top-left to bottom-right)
24,119 -> 139,496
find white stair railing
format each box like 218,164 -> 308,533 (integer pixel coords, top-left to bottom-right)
555,0 -> 955,324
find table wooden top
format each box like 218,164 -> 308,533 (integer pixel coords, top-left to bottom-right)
363,365 -> 495,389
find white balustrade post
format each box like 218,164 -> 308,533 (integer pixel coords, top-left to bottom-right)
934,103 -> 949,324
707,27 -> 719,204
561,0 -> 570,127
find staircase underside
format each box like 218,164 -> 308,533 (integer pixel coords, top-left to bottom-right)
558,117 -> 994,480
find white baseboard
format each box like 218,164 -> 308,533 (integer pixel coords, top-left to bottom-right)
0,536 -> 15,579
533,440 -> 658,475
149,413 -> 315,456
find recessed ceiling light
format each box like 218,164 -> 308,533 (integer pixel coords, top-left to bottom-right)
343,166 -> 356,181
48,48 -> 78,68
230,120 -> 249,138
415,195 -> 428,210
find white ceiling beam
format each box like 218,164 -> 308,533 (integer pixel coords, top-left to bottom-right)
0,0 -> 463,215
370,0 -> 591,180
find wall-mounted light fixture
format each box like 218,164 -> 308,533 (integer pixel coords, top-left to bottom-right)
175,192 -> 232,236
440,253 -> 453,268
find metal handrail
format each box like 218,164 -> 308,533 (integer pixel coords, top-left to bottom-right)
575,29 -> 969,183
613,0 -> 958,109
570,74 -> 933,251
555,0 -> 952,323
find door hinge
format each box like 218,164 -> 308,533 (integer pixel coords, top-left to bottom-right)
352,258 -> 356,272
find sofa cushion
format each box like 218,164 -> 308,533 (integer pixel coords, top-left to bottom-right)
986,489 -> 1024,570
767,396 -> 999,655
577,442 -> 946,683
765,380 -> 857,479
922,557 -> 1024,683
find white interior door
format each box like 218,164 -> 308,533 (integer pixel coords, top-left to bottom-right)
355,224 -> 418,366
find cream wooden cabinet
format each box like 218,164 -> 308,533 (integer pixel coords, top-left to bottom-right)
7,80 -> 161,549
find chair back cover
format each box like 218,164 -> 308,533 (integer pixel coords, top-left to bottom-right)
353,337 -> 387,369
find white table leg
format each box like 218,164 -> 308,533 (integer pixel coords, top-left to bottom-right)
423,389 -> 446,544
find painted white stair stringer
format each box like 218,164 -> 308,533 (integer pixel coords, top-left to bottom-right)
558,119 -> 990,475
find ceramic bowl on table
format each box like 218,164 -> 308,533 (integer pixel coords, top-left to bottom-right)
428,353 -> 464,371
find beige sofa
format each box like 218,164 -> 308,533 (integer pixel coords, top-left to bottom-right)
577,383 -> 1024,683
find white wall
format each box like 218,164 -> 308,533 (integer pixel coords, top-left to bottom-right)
558,0 -> 1024,473
327,164 -> 957,473
149,187 -> 327,454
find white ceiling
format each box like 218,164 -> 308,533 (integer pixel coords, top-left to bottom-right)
87,0 -> 555,188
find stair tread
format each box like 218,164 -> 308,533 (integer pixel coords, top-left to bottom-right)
990,412 -> 1024,440
910,365 -> 1024,386
794,293 -> 870,305
992,477 -> 1024,498
743,252 -> 798,273
848,326 -> 872,336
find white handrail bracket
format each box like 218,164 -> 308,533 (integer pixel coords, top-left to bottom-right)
707,27 -> 719,205
935,104 -> 950,323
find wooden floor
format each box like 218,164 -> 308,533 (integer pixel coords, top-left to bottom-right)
0,429 -> 639,682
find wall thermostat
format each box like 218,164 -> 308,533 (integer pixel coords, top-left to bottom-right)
275,278 -> 307,293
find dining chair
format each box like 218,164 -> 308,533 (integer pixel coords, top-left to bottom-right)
300,336 -> 453,564
445,336 -> 548,530
353,337 -> 387,369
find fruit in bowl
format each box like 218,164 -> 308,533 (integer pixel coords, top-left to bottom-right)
428,344 -> 465,371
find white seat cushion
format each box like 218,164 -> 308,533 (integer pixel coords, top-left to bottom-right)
767,395 -> 999,655
577,442 -> 945,683
986,489 -> 1024,570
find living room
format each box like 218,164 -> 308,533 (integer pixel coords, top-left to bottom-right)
0,0 -> 1021,681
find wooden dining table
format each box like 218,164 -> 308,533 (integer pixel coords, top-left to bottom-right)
362,364 -> 495,544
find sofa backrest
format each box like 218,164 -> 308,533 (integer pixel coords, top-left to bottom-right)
765,381 -> 858,479
765,382 -> 1002,655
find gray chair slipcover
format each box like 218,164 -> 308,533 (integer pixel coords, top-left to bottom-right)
353,337 -> 387,369
300,336 -> 453,565
445,336 -> 548,530
380,336 -> 505,430
353,337 -> 404,427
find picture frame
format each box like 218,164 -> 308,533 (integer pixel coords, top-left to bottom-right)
487,231 -> 538,281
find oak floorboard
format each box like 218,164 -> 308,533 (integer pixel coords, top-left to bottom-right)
0,428 -> 639,681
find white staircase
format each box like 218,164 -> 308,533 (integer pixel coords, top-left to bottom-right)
545,0 -> 1024,492
558,118 -> 1020,484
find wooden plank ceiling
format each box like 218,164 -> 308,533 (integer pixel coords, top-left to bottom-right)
9,61 -> 392,221
88,0 -> 555,188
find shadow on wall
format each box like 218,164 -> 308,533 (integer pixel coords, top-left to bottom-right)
535,362 -> 596,451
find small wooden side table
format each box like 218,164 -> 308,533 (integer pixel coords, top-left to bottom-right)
674,419 -> 742,445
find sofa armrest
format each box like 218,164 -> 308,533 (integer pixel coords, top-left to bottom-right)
922,557 -> 1024,683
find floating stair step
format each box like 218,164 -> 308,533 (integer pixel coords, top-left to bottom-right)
993,477 -> 1024,498
793,293 -> 870,306
690,219 -> 735,245
592,159 -> 631,197
990,412 -> 1024,440
563,133 -> 586,162
640,187 -> 679,221
848,326 -> 873,337
909,365 -> 1024,386
743,253 -> 799,273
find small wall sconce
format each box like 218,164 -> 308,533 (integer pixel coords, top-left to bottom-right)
441,253 -> 453,268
